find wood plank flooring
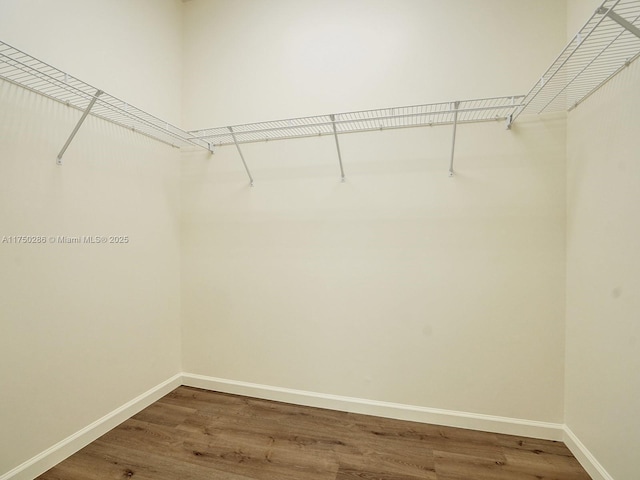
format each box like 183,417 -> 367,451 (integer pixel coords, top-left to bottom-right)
37,386 -> 591,480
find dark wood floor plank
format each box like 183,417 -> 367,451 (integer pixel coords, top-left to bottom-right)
502,448 -> 592,480
36,386 -> 591,480
496,433 -> 576,457
160,387 -> 249,417
131,400 -> 197,428
337,451 -> 436,480
39,439 -> 258,480
182,437 -> 339,480
434,448 -> 591,480
334,416 -> 437,478
98,418 -> 186,452
336,465 -> 435,480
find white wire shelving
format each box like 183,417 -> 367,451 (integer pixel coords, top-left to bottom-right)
0,41 -> 211,161
514,0 -> 640,120
189,97 -> 523,148
189,97 -> 524,183
187,0 -> 640,184
1,0 -> 638,179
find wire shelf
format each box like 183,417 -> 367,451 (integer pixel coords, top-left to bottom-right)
189,96 -> 524,147
516,0 -> 640,119
3,1 -> 638,155
0,40 -> 209,150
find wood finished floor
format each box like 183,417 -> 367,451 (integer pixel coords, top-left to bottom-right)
37,386 -> 591,480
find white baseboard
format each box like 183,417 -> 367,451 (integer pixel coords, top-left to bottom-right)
0,373 -> 183,480
563,426 -> 614,480
182,373 -> 564,441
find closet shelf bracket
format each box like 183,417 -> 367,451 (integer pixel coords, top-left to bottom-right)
448,101 -> 459,177
57,89 -> 103,164
597,6 -> 640,38
330,114 -> 346,182
505,113 -> 514,130
228,126 -> 254,187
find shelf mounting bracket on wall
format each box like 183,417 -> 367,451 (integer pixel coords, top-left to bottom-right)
56,89 -> 103,164
597,6 -> 640,38
506,96 -> 516,129
448,101 -> 459,177
228,126 -> 254,186
506,113 -> 514,130
329,114 -> 346,182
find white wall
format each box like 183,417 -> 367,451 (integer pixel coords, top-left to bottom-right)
182,0 -> 566,128
9,1 -> 637,478
566,0 -> 600,40
0,0 -> 183,124
565,5 -> 640,478
181,0 -> 568,424
565,2 -> 640,477
0,1 -> 183,475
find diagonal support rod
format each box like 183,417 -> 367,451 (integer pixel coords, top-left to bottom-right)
506,96 -> 515,130
448,101 -> 460,177
598,7 -> 640,39
330,114 -> 346,182
57,89 -> 103,164
228,126 -> 254,187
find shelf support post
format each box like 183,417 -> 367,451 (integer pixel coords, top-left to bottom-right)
57,89 -> 103,164
597,7 -> 640,39
448,101 -> 460,177
506,96 -> 515,130
330,114 -> 346,182
228,126 -> 254,187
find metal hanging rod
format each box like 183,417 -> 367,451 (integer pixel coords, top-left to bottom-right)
0,40 -> 211,158
189,96 -> 524,148
513,0 -> 640,121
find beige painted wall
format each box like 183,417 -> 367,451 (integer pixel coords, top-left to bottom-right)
0,1 -> 183,475
181,0 -> 568,423
0,0 -> 183,124
565,24 -> 640,480
182,0 -> 566,128
8,1 -> 636,477
566,0 -> 601,40
565,2 -> 640,477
